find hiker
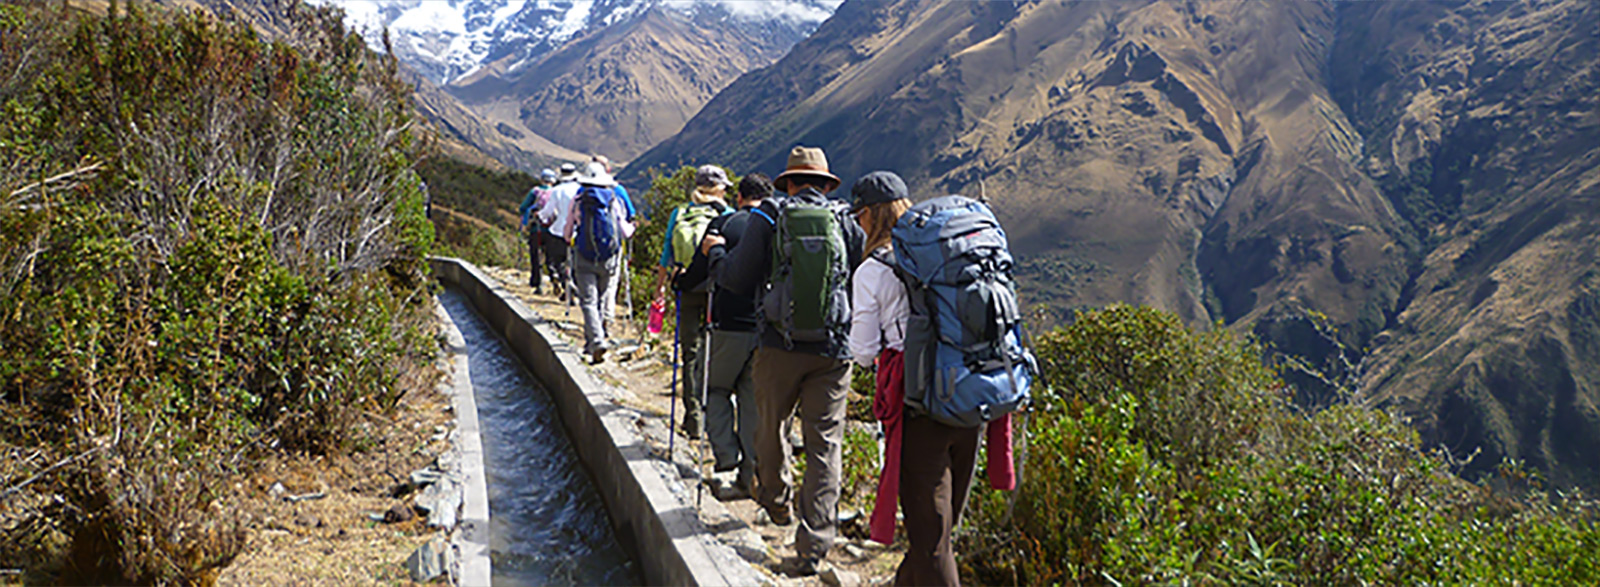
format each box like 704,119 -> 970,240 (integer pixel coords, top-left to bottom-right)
694,172 -> 773,499
518,168 -> 558,292
654,164 -> 732,438
719,146 -> 865,577
883,190 -> 1033,586
592,154 -> 637,325
563,161 -> 635,363
843,172 -> 967,586
539,162 -> 581,300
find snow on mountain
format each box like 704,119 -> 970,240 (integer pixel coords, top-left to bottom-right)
313,0 -> 839,84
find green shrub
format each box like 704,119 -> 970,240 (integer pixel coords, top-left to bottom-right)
962,304 -> 1600,585
0,2 -> 435,582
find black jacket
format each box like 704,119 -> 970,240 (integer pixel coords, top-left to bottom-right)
718,188 -> 865,359
704,205 -> 762,332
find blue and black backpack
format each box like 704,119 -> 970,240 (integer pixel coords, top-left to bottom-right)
891,195 -> 1036,428
575,186 -> 620,262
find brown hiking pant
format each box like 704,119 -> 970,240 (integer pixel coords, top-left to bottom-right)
753,346 -> 851,561
895,414 -> 982,587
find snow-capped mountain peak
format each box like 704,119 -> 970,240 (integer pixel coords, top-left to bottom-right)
315,0 -> 840,84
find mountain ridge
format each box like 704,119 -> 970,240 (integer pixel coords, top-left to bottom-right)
320,0 -> 838,162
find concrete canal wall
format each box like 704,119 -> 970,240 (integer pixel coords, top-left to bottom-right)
432,257 -> 763,586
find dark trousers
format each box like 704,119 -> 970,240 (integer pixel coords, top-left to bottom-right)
895,415 -> 981,587
541,235 -> 570,296
526,229 -> 547,289
677,290 -> 709,434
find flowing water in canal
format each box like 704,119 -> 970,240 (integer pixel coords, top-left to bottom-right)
439,289 -> 641,586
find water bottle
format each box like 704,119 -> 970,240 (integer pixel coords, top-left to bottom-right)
648,297 -> 665,335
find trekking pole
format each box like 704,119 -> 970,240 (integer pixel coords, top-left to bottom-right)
622,241 -> 635,333
697,288 -> 715,507
566,240 -> 576,320
668,291 -> 681,460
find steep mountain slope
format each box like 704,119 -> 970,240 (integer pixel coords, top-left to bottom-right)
632,0 -> 1410,329
629,0 -> 1600,485
404,66 -> 579,171
1331,0 -> 1600,487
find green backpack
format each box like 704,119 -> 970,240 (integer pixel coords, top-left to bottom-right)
671,203 -> 723,267
762,197 -> 851,347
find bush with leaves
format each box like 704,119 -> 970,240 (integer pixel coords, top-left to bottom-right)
0,2 -> 434,583
961,304 -> 1600,585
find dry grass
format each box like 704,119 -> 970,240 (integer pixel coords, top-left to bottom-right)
216,365 -> 453,586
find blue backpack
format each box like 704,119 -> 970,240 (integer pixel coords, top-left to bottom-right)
891,195 -> 1036,428
575,186 -> 620,262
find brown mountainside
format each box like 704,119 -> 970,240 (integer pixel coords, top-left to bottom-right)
1331,0 -> 1600,487
628,0 -> 1600,486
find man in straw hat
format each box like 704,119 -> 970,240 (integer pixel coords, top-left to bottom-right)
719,146 -> 865,577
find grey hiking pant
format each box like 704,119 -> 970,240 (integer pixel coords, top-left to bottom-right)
753,346 -> 851,561
677,290 -> 709,434
573,254 -> 618,355
705,329 -> 759,488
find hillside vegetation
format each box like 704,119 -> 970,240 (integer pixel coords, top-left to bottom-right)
961,306 -> 1599,585
416,155 -> 536,270
0,3 -> 434,582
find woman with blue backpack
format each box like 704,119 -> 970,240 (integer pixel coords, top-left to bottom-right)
847,172 -> 977,586
563,162 -> 635,363
850,171 -> 1029,586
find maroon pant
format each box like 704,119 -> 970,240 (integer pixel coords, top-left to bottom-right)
895,414 -> 981,586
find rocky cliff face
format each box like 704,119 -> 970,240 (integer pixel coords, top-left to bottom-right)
1330,0 -> 1600,487
629,0 -> 1600,486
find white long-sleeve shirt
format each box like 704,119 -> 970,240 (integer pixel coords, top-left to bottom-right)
539,180 -> 579,234
849,251 -> 909,367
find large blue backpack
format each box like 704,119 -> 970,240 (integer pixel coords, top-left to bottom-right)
891,195 -> 1036,428
575,186 -> 620,262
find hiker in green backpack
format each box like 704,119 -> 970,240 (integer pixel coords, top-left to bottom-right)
719,146 -> 865,578
654,164 -> 732,439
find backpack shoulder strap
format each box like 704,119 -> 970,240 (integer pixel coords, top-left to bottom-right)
751,207 -> 775,226
869,246 -> 895,267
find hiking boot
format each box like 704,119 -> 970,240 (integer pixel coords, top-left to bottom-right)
680,422 -> 702,440
785,556 -> 822,577
762,501 -> 793,526
711,477 -> 752,502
